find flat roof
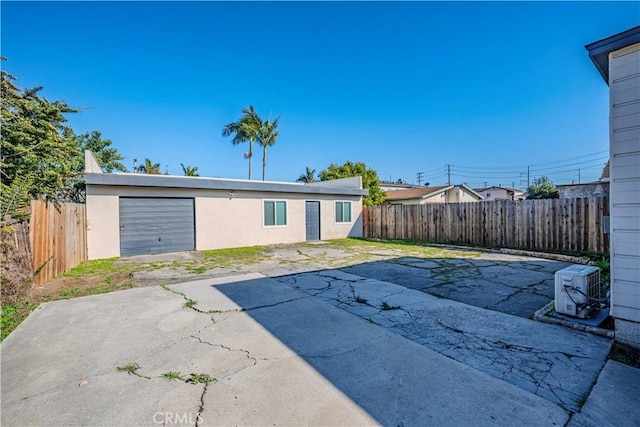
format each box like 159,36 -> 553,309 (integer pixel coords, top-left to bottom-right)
586,26 -> 640,83
85,172 -> 368,197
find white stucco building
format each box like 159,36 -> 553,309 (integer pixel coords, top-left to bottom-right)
84,151 -> 367,260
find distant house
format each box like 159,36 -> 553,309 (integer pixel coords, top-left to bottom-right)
384,185 -> 483,205
556,182 -> 609,199
474,186 -> 525,201
379,180 -> 417,191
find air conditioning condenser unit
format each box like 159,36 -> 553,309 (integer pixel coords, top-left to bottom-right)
555,265 -> 601,319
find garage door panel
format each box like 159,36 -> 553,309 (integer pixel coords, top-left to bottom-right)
120,198 -> 195,256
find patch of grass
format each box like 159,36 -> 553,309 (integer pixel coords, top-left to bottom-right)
381,301 -> 401,310
188,266 -> 207,274
0,301 -> 39,341
61,258 -> 127,278
609,341 -> 640,369
183,299 -> 198,308
161,371 -> 183,381
188,373 -> 216,384
116,362 -> 140,374
326,238 -> 479,258
200,246 -> 269,267
58,288 -> 83,299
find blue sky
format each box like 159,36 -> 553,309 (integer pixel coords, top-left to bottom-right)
2,1 -> 639,188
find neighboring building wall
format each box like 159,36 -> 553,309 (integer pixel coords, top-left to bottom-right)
556,182 -> 610,199
86,185 -> 362,259
446,187 -> 480,203
422,193 -> 446,204
609,41 -> 640,345
478,188 -> 510,201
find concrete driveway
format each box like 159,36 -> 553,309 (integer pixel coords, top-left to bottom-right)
1,244 -> 637,426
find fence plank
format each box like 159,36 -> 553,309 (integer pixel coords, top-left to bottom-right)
362,198 -> 609,254
30,200 -> 87,286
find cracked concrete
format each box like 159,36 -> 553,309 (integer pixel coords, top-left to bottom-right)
3,244 -> 637,426
342,253 -> 572,318
3,273 -> 572,426
277,270 -> 611,411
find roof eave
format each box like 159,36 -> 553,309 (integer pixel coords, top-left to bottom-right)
85,173 -> 368,197
586,26 -> 640,84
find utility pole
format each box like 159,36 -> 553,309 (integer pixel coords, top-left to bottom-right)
483,181 -> 489,188
447,165 -> 451,186
527,166 -> 530,189
416,172 -> 424,186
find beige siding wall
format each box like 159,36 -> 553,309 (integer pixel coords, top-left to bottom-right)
86,185 -> 362,259
609,42 -> 640,325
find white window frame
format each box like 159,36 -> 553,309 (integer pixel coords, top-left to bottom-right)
263,200 -> 288,228
335,200 -> 353,224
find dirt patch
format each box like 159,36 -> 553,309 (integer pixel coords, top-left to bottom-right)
609,341 -> 640,369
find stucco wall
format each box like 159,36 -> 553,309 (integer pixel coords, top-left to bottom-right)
421,193 -> 446,204
85,191 -> 120,260
478,188 -> 509,201
557,182 -> 609,199
86,185 -> 362,259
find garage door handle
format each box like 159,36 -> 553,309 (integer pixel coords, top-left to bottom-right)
120,226 -> 125,232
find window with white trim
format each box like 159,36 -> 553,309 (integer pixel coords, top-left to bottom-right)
264,200 -> 287,226
335,201 -> 352,223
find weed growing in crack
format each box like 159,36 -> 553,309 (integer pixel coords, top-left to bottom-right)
355,295 -> 368,304
161,371 -> 183,381
116,363 -> 140,374
575,392 -> 589,408
188,373 -> 216,384
184,299 -> 198,308
381,301 -> 401,310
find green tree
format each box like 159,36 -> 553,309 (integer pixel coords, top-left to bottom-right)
137,158 -> 161,175
297,167 -> 316,183
1,64 -> 127,210
222,106 -> 261,180
181,163 -> 199,177
319,161 -> 386,206
526,176 -> 559,199
257,116 -> 280,181
1,67 -> 80,211
75,131 -> 126,173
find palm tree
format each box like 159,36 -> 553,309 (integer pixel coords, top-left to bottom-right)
257,116 -> 280,181
181,163 -> 199,177
137,158 -> 161,174
297,167 -> 316,183
222,106 -> 261,180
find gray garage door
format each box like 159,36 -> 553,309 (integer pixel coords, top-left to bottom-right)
119,198 -> 195,256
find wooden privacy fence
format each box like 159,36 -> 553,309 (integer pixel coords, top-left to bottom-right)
363,197 -> 609,254
30,200 -> 87,285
